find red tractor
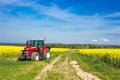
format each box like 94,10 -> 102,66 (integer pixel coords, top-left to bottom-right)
18,39 -> 50,61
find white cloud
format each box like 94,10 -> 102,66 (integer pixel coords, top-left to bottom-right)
0,0 -> 19,4
111,26 -> 120,33
92,38 -> 109,43
105,12 -> 120,18
99,38 -> 108,42
39,5 -> 73,21
92,39 -> 98,42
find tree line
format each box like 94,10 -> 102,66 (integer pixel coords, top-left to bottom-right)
0,43 -> 120,48
46,43 -> 120,49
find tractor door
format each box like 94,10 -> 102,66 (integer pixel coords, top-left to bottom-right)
36,40 -> 44,51
37,40 -> 44,48
36,40 -> 44,59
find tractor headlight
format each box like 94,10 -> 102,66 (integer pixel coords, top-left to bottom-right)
26,48 -> 29,50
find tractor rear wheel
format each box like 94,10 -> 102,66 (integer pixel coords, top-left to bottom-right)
31,52 -> 40,61
43,48 -> 50,59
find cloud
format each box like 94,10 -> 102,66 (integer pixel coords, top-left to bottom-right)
35,5 -> 73,21
99,38 -> 108,42
0,0 -> 19,4
91,38 -> 109,44
105,12 -> 120,18
111,26 -> 120,34
92,39 -> 98,42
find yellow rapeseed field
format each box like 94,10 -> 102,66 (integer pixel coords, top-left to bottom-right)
78,49 -> 120,59
0,45 -> 120,59
51,48 -> 70,52
0,45 -> 120,67
0,45 -> 23,55
77,49 -> 120,67
0,45 -> 70,55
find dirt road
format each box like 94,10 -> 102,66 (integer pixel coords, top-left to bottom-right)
34,55 -> 62,80
70,61 -> 101,80
33,53 -> 101,80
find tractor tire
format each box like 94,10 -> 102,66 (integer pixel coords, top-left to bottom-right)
18,52 -> 24,61
31,52 -> 40,61
43,48 -> 51,59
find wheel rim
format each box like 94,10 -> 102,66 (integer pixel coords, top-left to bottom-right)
35,54 -> 39,61
46,52 -> 50,59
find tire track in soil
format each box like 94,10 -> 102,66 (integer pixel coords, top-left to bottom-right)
55,55 -> 81,80
58,55 -> 69,79
33,55 -> 62,80
70,61 -> 101,80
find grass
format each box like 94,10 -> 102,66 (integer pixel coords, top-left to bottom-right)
0,52 -> 63,80
0,59 -> 32,80
0,50 -> 120,80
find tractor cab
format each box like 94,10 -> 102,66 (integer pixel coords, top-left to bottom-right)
26,40 -> 44,49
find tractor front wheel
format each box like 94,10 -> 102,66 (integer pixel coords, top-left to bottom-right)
18,52 -> 24,61
44,48 -> 51,59
31,52 -> 40,61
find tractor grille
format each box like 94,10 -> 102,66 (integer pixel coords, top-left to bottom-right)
23,50 -> 28,54
22,53 -> 31,60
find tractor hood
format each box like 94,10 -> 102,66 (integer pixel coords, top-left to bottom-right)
24,46 -> 36,50
24,46 -> 37,54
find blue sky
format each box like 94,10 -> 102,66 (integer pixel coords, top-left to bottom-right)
0,0 -> 120,45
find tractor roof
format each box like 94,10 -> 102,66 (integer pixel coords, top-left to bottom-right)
29,39 -> 45,41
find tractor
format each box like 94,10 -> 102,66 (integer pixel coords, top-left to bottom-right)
18,39 -> 50,61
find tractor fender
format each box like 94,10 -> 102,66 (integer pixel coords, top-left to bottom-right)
41,46 -> 50,53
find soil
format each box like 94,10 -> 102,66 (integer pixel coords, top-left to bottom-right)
70,61 -> 101,80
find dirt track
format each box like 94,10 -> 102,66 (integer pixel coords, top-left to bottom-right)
33,54 -> 101,80
70,61 -> 101,80
34,55 -> 61,80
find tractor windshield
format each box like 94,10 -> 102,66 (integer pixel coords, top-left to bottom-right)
26,40 -> 44,47
26,40 -> 35,46
30,40 -> 35,46
37,40 -> 44,47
